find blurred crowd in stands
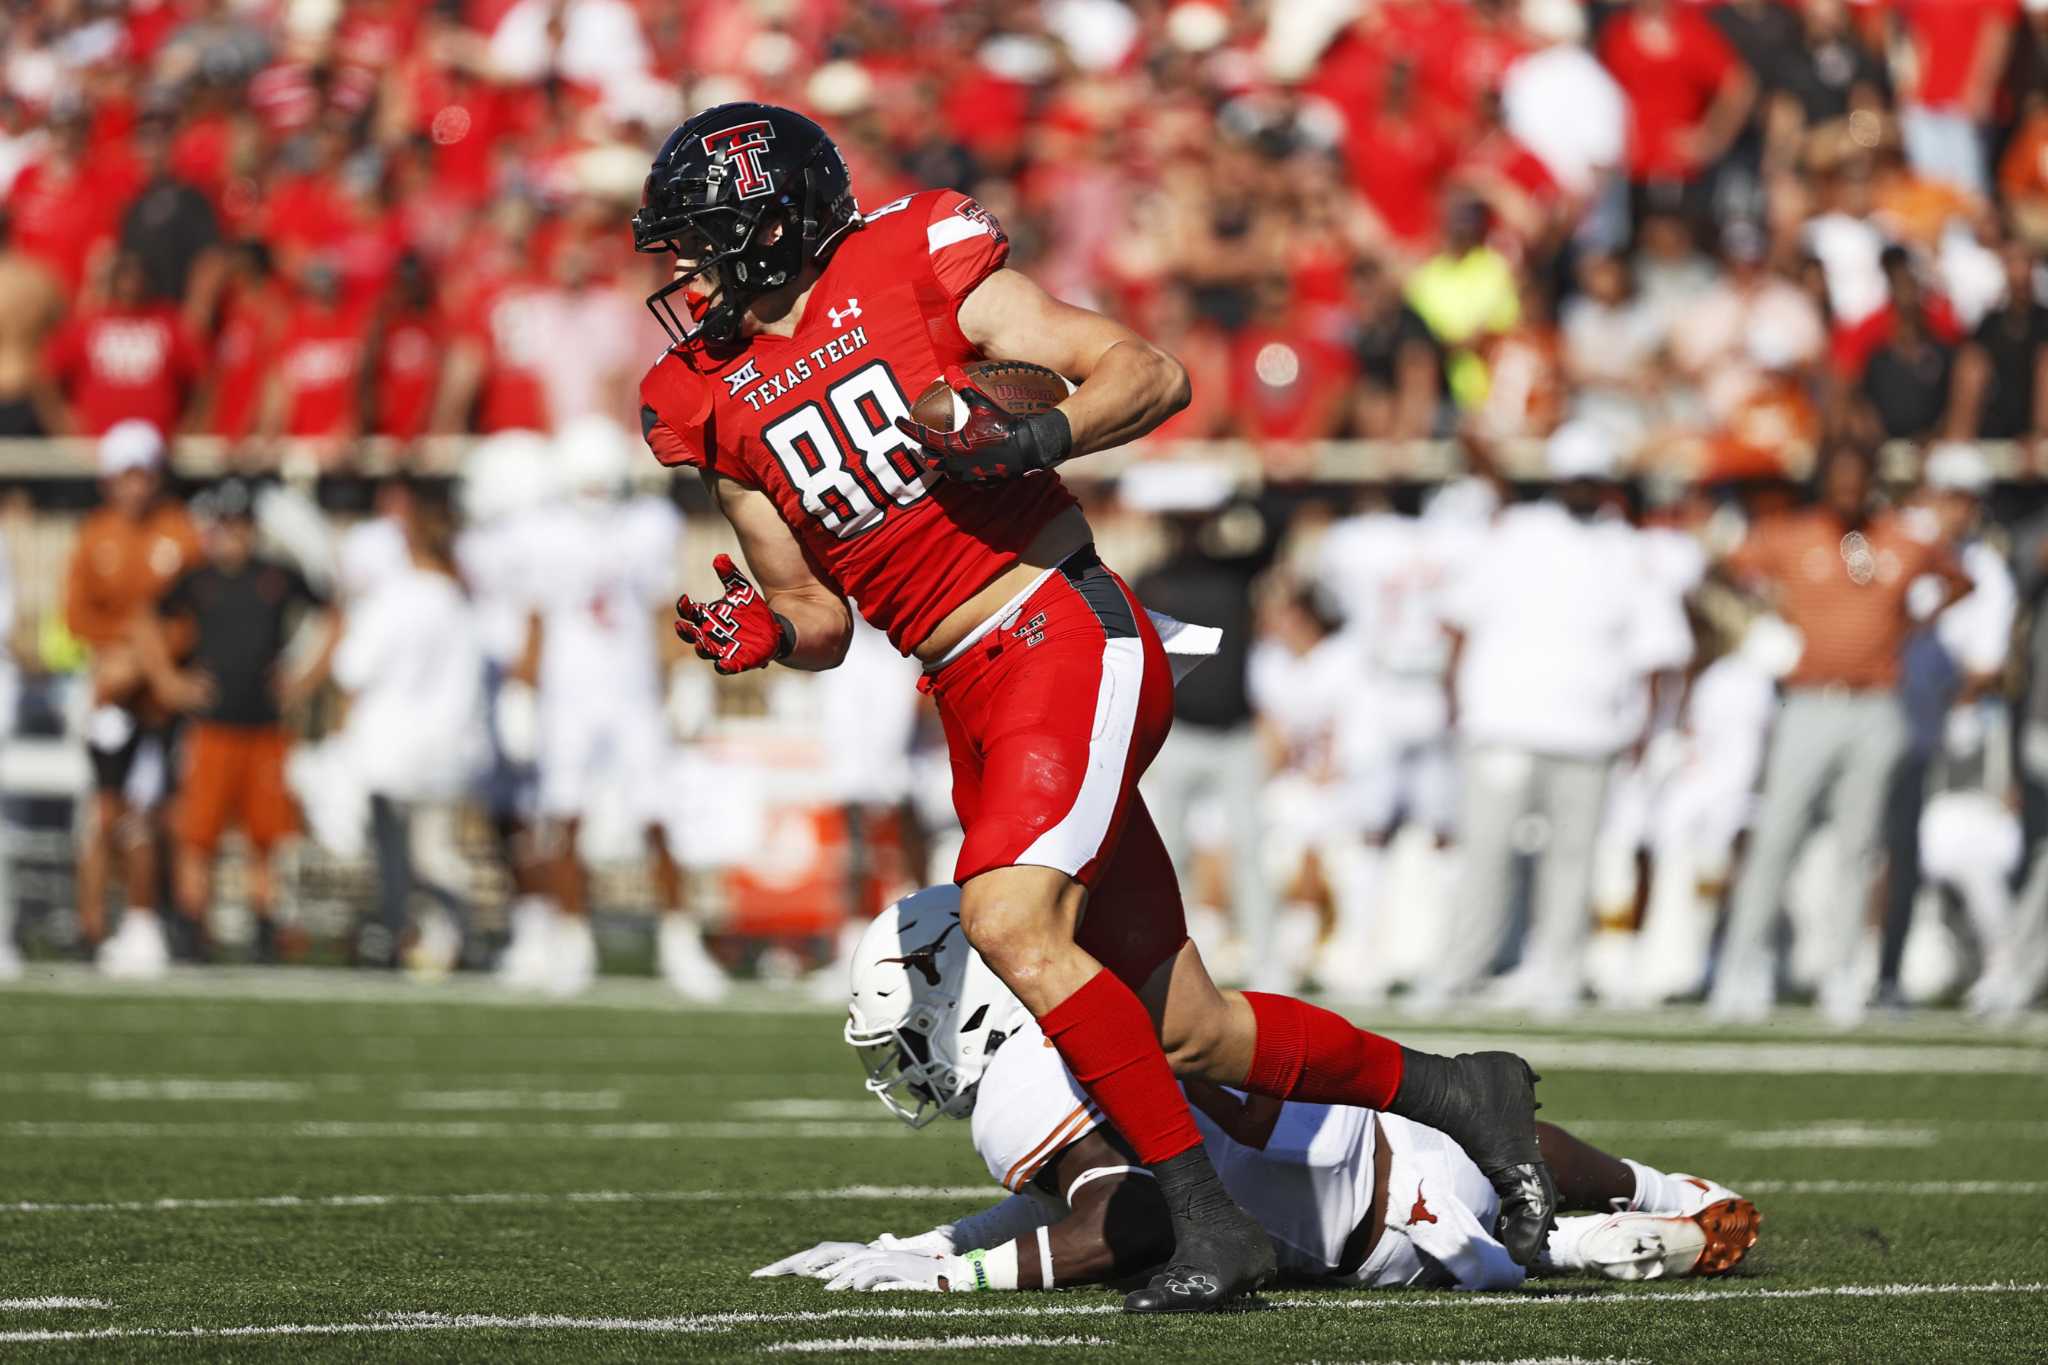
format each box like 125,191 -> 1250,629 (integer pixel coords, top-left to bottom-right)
0,0 -> 2046,1021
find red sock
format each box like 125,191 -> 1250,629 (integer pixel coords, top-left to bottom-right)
1039,969 -> 1204,1166
1242,992 -> 1405,1110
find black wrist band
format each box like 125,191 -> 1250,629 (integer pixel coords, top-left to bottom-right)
1023,408 -> 1073,471
772,612 -> 797,662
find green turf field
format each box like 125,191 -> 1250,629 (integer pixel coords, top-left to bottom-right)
2,969 -> 2045,1363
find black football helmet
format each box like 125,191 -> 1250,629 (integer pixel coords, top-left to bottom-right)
632,102 -> 860,349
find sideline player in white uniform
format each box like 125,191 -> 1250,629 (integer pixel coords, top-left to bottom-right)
757,887 -> 1761,1296
502,416 -> 726,999
1314,489 -> 1477,993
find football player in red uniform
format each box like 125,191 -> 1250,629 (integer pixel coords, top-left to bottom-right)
634,103 -> 1553,1312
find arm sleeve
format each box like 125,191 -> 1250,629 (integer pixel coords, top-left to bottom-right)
946,1190 -> 1062,1253
924,191 -> 1011,308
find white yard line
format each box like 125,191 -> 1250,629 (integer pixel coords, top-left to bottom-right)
7,1178 -> 2041,1220
1384,1036 -> 2048,1076
83,1078 -> 312,1103
12,1115 -> 2041,1147
1739,1180 -> 2048,1195
2,1186 -> 992,1216
0,1282 -> 2042,1345
0,1299 -> 113,1311
3,1120 -> 907,1141
1562,1117 -> 2048,1143
765,1335 -> 1113,1353
397,1090 -> 624,1113
5,965 -> 2044,1044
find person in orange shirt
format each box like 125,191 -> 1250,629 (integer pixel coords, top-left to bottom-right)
62,421 -> 203,976
1709,444 -> 1973,1025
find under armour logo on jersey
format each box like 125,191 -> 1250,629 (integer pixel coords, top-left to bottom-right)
828,298 -> 862,329
1409,1181 -> 1439,1226
699,120 -> 777,199
723,358 -> 763,396
878,919 -> 961,987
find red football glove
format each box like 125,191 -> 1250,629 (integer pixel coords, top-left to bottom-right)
674,554 -> 794,674
893,366 -> 1072,484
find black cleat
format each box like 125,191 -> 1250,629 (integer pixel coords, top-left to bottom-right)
1122,1216 -> 1276,1314
1395,1049 -> 1556,1266
1124,1148 -> 1277,1314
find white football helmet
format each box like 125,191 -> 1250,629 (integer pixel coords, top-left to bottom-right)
555,415 -> 634,501
459,430 -> 554,526
844,885 -> 1030,1128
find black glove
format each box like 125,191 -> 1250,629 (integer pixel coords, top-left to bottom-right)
893,369 -> 1072,484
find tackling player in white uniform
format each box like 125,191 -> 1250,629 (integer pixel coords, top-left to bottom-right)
758,887 -> 1760,1296
500,416 -> 727,999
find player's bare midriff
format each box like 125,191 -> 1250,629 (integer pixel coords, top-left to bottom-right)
909,503 -> 1093,665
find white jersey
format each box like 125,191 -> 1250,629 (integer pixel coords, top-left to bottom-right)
515,496 -> 681,707
969,1020 -> 1516,1290
1317,510 -> 1457,683
1247,634 -> 1358,774
456,514 -> 542,668
331,566 -> 487,801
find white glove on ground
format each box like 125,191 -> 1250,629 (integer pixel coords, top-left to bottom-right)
751,1241 -> 871,1279
821,1248 -> 951,1292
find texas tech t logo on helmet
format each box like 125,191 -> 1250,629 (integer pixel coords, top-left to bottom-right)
701,120 -> 778,199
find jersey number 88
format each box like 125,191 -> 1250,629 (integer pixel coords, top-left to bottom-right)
761,360 -> 936,539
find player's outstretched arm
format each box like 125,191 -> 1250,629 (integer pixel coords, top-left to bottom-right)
814,1130 -> 1173,1292
679,472 -> 852,673
956,268 -> 1190,458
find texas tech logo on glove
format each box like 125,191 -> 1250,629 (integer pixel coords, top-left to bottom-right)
674,554 -> 794,673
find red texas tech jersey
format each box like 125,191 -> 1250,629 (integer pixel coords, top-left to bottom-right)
639,189 -> 1078,654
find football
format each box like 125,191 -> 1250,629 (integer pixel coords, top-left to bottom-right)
910,360 -> 1071,431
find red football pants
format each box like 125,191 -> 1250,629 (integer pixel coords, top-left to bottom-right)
925,547 -> 1188,987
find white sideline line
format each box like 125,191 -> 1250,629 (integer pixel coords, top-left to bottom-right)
3,1121 -> 906,1141
766,1335 -> 1112,1353
1,1282 -> 2043,1345
83,1078 -> 312,1103
1741,1180 -> 2048,1195
397,1090 -> 624,1112
1563,1118 -> 2048,1143
2,1186 -> 991,1216
1387,1035 -> 2048,1076
6,1179 -> 2040,1219
12,1116 -> 2044,1147
0,1298 -> 113,1311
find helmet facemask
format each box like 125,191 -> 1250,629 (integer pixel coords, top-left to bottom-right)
638,196 -> 805,349
632,106 -> 860,352
844,1002 -> 970,1129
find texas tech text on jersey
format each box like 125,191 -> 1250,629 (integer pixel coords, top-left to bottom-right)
639,189 -> 1076,655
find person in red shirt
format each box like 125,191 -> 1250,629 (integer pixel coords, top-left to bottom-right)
367,254 -> 448,441
204,242 -> 287,443
1898,0 -> 2018,196
5,115 -> 135,294
1596,0 -> 1755,195
45,252 -> 204,436
447,265 -> 554,433
1340,59 -> 1458,249
265,260 -> 364,445
1227,277 -> 1357,452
